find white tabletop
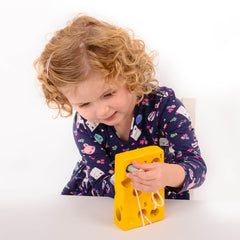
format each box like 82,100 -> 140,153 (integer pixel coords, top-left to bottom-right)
0,195 -> 240,240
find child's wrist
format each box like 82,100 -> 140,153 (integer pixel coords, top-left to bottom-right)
165,163 -> 185,189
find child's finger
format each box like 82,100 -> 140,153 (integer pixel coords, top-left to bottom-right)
128,173 -> 153,185
131,160 -> 154,171
132,169 -> 156,181
131,181 -> 153,192
126,168 -> 156,181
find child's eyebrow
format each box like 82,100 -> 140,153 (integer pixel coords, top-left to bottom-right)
72,88 -> 113,105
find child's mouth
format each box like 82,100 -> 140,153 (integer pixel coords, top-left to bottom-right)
104,112 -> 117,121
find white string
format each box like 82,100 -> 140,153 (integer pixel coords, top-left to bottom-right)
152,191 -> 164,209
134,188 -> 145,226
143,214 -> 152,224
135,189 -> 165,227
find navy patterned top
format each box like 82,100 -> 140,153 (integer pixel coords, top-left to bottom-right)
62,87 -> 207,199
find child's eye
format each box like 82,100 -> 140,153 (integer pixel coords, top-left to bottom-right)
79,103 -> 89,108
104,91 -> 115,98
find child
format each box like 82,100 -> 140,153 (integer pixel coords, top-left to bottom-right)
34,15 -> 206,200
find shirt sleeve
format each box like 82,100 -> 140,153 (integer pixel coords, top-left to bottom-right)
158,88 -> 207,194
62,113 -> 115,198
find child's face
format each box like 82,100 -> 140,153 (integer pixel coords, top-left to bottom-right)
60,75 -> 137,128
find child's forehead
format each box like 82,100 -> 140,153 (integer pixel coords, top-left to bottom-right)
77,76 -> 120,91
59,76 -> 118,102
60,72 -> 125,93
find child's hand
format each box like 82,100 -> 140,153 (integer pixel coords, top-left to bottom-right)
126,160 -> 185,192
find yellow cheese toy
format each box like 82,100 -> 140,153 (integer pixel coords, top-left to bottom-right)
114,146 -> 165,231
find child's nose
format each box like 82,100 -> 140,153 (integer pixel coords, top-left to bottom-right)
96,104 -> 110,119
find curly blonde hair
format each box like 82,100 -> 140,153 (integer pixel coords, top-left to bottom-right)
34,15 -> 159,117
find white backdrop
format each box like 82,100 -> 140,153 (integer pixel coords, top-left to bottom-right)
0,0 -> 239,200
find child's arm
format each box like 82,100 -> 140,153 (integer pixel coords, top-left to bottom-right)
127,88 -> 206,194
62,113 -> 115,197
